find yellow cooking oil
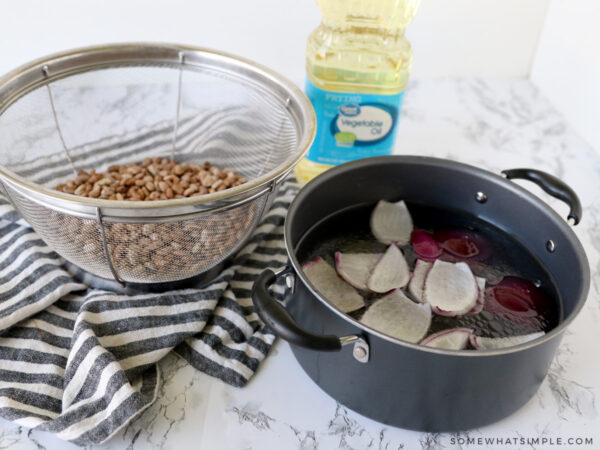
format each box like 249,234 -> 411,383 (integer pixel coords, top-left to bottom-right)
295,0 -> 421,184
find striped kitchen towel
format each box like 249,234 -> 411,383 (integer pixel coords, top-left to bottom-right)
0,115 -> 297,445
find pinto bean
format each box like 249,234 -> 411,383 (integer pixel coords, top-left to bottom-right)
55,159 -> 246,201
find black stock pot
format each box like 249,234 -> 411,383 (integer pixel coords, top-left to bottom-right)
252,156 -> 589,432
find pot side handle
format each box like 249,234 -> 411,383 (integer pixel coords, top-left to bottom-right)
502,168 -> 582,225
252,268 -> 343,351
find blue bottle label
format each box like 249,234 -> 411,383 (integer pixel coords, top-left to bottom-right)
305,78 -> 405,165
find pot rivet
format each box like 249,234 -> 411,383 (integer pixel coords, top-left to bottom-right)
475,192 -> 487,203
546,240 -> 555,253
284,273 -> 295,289
342,336 -> 370,363
353,346 -> 367,359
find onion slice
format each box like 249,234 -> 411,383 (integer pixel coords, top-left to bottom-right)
411,230 -> 442,261
408,259 -> 432,303
361,290 -> 431,343
370,200 -> 413,245
302,257 -> 365,313
367,244 -> 410,293
420,328 -> 474,350
424,260 -> 478,316
435,228 -> 491,261
335,252 -> 381,291
484,276 -> 554,329
465,277 -> 487,315
469,331 -> 545,350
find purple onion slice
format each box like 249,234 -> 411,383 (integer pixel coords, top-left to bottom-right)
302,257 -> 365,313
361,290 -> 431,343
420,327 -> 474,350
411,230 -> 442,261
367,244 -> 410,293
434,228 -> 492,262
335,252 -> 381,291
408,259 -> 432,303
370,200 -> 413,245
469,331 -> 545,350
484,276 -> 554,329
424,260 -> 478,316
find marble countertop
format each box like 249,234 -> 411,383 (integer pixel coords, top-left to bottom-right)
1,78 -> 599,450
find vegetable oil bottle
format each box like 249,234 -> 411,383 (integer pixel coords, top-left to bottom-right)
295,0 -> 421,183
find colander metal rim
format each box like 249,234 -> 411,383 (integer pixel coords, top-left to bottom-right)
0,42 -> 316,213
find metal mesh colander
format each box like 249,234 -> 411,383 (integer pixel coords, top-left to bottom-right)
0,44 -> 315,284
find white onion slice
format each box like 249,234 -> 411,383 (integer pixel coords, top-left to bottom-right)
420,327 -> 473,350
367,244 -> 410,293
302,257 -> 365,313
408,259 -> 432,303
470,331 -> 545,350
465,277 -> 487,315
360,290 -> 431,343
424,260 -> 478,316
370,200 -> 413,245
335,251 -> 381,291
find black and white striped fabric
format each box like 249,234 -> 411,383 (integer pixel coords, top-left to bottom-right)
0,116 -> 296,445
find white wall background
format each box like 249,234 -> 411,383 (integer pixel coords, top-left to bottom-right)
531,0 -> 600,156
0,0 -> 549,82
0,0 -> 597,151
409,0 -> 549,77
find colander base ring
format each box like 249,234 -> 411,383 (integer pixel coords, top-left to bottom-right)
63,260 -> 228,294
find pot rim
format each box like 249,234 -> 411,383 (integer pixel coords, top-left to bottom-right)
285,155 -> 590,357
